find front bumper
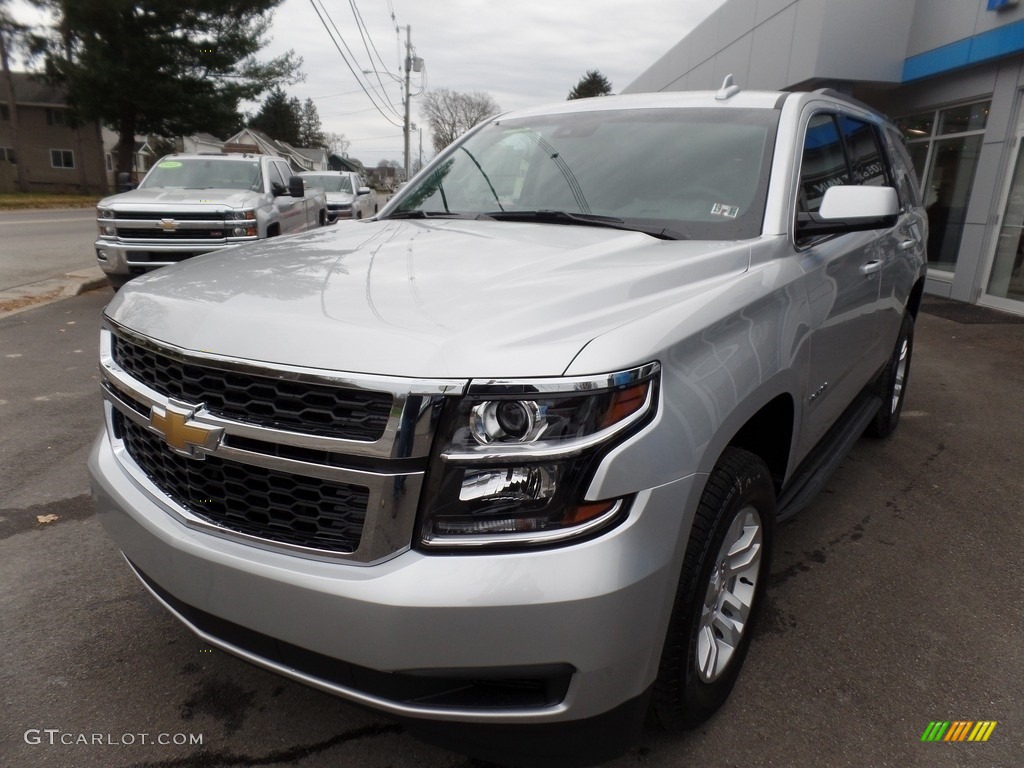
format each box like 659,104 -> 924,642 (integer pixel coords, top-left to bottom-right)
88,429 -> 696,726
95,237 -> 258,277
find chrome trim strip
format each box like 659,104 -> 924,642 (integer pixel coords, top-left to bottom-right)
104,399 -> 421,565
101,323 -> 465,460
466,361 -> 660,396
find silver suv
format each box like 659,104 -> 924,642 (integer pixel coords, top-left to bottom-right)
89,83 -> 926,766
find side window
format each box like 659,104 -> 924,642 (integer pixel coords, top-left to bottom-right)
267,161 -> 286,193
839,116 -> 890,188
799,114 -> 849,214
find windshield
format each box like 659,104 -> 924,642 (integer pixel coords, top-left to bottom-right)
391,107 -> 778,240
141,158 -> 263,191
302,174 -> 354,193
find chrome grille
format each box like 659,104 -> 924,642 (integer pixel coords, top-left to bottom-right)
100,324 -> 463,562
112,335 -> 393,442
116,412 -> 368,553
116,227 -> 227,240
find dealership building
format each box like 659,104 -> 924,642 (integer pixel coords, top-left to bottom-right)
624,0 -> 1024,315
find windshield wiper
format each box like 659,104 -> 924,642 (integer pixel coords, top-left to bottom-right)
383,210 -> 471,220
477,210 -> 688,240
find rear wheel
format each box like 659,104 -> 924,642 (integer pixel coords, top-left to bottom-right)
653,447 -> 775,731
866,312 -> 914,439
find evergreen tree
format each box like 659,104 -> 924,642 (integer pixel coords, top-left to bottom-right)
249,86 -> 302,146
41,0 -> 302,175
298,97 -> 326,148
567,70 -> 613,100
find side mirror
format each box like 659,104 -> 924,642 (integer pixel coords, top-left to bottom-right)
117,171 -> 135,192
796,185 -> 899,237
357,186 -> 372,196
288,176 -> 305,198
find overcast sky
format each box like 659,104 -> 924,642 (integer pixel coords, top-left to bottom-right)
10,0 -> 727,167
273,0 -> 726,166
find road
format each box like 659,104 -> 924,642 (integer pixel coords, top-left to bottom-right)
1,290 -> 1022,767
0,208 -> 98,292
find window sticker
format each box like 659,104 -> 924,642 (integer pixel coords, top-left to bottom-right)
158,161 -> 183,168
710,202 -> 740,218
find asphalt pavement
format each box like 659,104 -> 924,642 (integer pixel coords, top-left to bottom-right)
0,288 -> 1022,767
0,208 -> 107,318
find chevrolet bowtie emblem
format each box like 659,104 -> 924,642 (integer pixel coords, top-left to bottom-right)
158,218 -> 178,230
149,402 -> 223,459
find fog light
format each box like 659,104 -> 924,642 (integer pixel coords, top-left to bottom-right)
104,226 -> 115,236
96,249 -> 108,261
232,227 -> 245,236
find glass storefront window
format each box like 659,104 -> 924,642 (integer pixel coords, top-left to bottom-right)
899,99 -> 990,273
898,112 -> 934,140
987,137 -> 1024,303
938,102 -> 989,134
923,135 -> 983,272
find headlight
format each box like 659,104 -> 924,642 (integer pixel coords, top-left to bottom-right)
229,209 -> 256,221
97,208 -> 114,219
418,363 -> 659,549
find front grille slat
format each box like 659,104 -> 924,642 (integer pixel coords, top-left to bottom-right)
116,228 -> 227,240
118,414 -> 368,553
112,336 -> 393,442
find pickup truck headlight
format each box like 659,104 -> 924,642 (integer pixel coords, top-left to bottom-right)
418,363 -> 659,549
228,209 -> 256,221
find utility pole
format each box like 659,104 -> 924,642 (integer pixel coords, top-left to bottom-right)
403,24 -> 411,182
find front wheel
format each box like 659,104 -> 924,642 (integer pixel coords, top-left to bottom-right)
653,447 -> 775,731
866,312 -> 914,439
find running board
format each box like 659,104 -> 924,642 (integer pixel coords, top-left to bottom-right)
776,392 -> 882,522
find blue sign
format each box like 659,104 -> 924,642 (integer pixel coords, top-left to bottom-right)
987,0 -> 1018,11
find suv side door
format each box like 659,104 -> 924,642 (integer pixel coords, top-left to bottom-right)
794,110 -> 887,453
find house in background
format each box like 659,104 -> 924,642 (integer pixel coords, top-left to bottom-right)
100,127 -> 156,188
178,132 -> 225,155
0,71 -> 106,194
223,127 -> 327,172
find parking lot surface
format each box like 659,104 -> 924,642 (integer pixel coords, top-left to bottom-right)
1,290 -> 1021,767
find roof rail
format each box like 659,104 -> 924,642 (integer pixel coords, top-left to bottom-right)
716,74 -> 742,101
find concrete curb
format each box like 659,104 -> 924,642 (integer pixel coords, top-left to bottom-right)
0,267 -> 111,320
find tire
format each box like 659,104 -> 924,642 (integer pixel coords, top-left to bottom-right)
866,312 -> 914,439
653,447 -> 775,731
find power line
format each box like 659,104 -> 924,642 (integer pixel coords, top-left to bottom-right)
306,0 -> 403,128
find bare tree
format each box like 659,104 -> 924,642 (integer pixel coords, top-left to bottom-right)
420,88 -> 499,154
325,131 -> 349,157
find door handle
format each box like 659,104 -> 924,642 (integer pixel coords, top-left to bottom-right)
900,240 -> 917,250
860,259 -> 882,276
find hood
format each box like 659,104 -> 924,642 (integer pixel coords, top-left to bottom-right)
106,219 -> 751,379
100,187 -> 258,210
324,191 -> 356,205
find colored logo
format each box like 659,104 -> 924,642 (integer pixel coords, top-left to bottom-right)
148,402 -> 223,459
921,721 -> 997,742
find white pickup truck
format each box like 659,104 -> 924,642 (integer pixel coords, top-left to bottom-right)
94,153 -> 327,288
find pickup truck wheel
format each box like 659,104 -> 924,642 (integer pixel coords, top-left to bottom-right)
653,447 -> 775,731
866,312 -> 914,439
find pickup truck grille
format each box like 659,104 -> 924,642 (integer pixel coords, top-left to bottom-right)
112,211 -> 222,221
116,227 -> 227,240
116,412 -> 368,553
112,335 -> 393,442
